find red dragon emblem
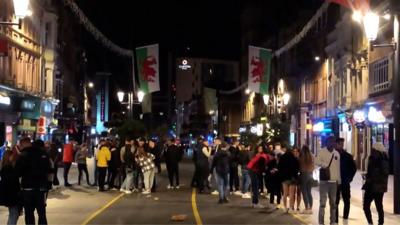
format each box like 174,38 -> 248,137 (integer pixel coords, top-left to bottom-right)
140,56 -> 157,82
250,56 -> 265,83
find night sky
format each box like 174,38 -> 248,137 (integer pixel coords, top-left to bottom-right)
72,0 -> 323,111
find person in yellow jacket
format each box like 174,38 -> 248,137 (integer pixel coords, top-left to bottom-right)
96,143 -> 111,191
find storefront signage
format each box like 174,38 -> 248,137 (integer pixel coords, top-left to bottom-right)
256,124 -> 263,136
21,100 -> 35,110
178,59 -> 191,70
305,124 -> 313,130
239,127 -> 247,133
368,107 -> 385,123
37,117 -> 46,135
313,119 -> 333,133
0,94 -> 10,105
313,122 -> 324,132
353,110 -> 366,123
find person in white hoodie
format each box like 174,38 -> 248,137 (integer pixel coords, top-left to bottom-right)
315,136 -> 341,225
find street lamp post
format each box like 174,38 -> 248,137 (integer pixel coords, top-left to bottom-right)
0,0 -> 31,28
117,90 -> 144,120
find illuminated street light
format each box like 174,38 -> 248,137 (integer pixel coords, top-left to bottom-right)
245,88 -> 250,95
383,13 -> 391,20
352,10 -> 363,23
13,0 -> 30,18
0,0 -> 31,28
283,93 -> 290,105
137,90 -> 145,103
117,91 -> 124,103
88,82 -> 94,88
314,56 -> 320,61
263,94 -> 269,105
363,12 -> 380,41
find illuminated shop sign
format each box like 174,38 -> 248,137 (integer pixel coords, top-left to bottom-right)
0,94 -> 10,105
178,59 -> 192,70
353,110 -> 366,123
21,100 -> 35,110
239,127 -> 247,133
313,119 -> 333,133
368,107 -> 385,123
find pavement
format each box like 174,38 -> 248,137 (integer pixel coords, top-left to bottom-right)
0,158 -> 399,225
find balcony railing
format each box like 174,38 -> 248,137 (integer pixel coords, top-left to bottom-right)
369,58 -> 390,95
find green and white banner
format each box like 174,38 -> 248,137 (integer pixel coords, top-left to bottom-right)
136,44 -> 160,93
248,46 -> 272,95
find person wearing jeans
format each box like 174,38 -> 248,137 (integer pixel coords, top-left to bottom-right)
247,145 -> 272,208
299,145 -> 315,214
335,138 -> 357,223
136,147 -> 156,194
211,143 -> 231,204
362,142 -> 389,225
315,136 -> 341,225
96,144 -> 111,192
75,144 -> 90,186
238,144 -> 251,198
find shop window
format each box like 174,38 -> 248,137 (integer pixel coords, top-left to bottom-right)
369,58 -> 390,94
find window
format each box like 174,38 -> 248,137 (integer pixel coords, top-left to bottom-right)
370,58 -> 390,94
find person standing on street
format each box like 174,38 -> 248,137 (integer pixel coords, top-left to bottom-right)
315,136 -> 341,225
120,138 -> 136,193
107,141 -> 121,190
15,137 -> 52,225
335,138 -> 357,223
197,139 -> 211,193
136,146 -> 156,195
147,139 -> 159,192
279,147 -> 300,213
210,138 -> 222,195
96,142 -> 111,192
238,143 -> 252,199
211,142 -> 231,204
75,143 -> 90,186
165,139 -> 182,189
228,139 -> 240,195
362,142 -> 390,225
0,149 -> 22,225
62,140 -> 75,187
298,145 -> 315,214
247,145 -> 272,209
48,142 -> 60,188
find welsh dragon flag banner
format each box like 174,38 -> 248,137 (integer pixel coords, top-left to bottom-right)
136,44 -> 160,93
248,46 -> 272,95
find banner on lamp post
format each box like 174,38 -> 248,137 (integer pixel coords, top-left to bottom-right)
136,44 -> 160,94
248,46 -> 272,95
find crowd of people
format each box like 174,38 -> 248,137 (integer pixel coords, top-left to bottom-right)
191,136 -> 390,225
0,134 -> 391,225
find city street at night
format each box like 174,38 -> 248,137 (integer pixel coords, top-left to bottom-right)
1,0 -> 400,224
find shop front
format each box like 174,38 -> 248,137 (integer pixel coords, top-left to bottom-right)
351,105 -> 393,172
15,96 -> 42,140
0,88 -> 20,145
38,99 -> 58,141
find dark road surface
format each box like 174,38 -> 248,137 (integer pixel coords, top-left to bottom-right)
88,160 -> 303,225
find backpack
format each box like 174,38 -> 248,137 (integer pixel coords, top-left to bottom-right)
124,146 -> 135,167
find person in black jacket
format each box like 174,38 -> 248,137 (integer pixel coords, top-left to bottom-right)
165,139 -> 182,189
335,138 -> 357,223
15,137 -> 51,225
278,147 -> 300,213
228,140 -> 240,194
0,149 -> 22,225
107,141 -> 121,190
211,142 -> 231,204
362,142 -> 390,225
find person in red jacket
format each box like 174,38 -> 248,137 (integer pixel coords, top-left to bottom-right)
63,141 -> 75,187
247,145 -> 272,208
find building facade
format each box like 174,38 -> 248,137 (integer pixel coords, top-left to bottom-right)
0,0 -> 59,145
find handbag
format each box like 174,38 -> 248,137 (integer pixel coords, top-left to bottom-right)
319,153 -> 334,181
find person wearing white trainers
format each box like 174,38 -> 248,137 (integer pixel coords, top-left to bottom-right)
136,145 -> 156,196
315,136 -> 341,225
238,143 -> 251,197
